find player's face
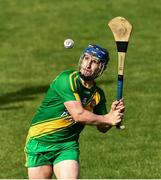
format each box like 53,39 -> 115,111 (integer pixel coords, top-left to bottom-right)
79,54 -> 101,79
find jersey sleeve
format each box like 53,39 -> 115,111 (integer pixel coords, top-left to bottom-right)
52,71 -> 80,102
93,88 -> 107,115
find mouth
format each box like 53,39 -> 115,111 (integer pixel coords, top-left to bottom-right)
82,68 -> 92,76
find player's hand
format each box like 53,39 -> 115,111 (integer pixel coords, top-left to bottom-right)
104,109 -> 123,126
110,99 -> 125,128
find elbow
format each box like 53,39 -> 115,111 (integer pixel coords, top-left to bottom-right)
71,109 -> 85,123
72,114 -> 82,123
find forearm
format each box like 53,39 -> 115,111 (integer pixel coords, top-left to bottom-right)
64,100 -> 122,127
73,108 -> 106,125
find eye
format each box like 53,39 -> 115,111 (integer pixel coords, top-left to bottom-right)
84,56 -> 90,60
92,59 -> 99,64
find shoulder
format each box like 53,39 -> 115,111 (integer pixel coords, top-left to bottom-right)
51,70 -> 79,91
60,70 -> 79,89
51,70 -> 77,83
57,70 -> 78,80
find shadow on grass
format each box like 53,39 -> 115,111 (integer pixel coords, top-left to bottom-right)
0,85 -> 49,110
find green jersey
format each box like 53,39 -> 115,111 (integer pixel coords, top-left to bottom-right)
26,70 -> 107,143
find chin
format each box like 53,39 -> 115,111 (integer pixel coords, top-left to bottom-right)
79,72 -> 95,81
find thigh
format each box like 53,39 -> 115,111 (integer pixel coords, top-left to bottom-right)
54,160 -> 79,179
28,165 -> 53,179
53,141 -> 80,179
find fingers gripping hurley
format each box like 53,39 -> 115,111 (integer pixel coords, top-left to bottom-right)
108,16 -> 132,130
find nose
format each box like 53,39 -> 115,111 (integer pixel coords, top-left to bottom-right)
86,59 -> 92,68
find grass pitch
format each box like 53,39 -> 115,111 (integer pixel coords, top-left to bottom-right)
0,0 -> 161,178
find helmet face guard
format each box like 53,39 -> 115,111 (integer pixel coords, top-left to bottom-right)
79,44 -> 110,81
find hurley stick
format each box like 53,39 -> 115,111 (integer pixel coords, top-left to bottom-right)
108,16 -> 132,129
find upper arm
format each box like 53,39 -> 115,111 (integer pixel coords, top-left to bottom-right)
64,101 -> 84,121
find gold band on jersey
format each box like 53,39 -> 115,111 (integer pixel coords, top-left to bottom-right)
27,116 -> 75,139
69,71 -> 80,101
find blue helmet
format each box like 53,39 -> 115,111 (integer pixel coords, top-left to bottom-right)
83,44 -> 110,70
78,44 -> 110,80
